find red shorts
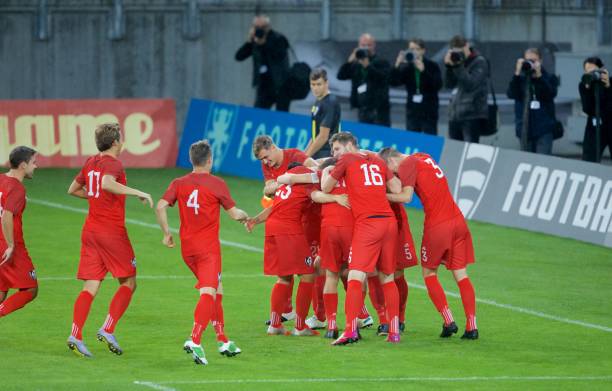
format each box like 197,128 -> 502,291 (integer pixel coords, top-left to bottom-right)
396,218 -> 418,270
421,215 -> 475,270
320,225 -> 352,273
0,245 -> 37,291
77,230 -> 136,281
264,234 -> 315,276
348,217 -> 397,275
183,250 -> 221,290
303,217 -> 321,258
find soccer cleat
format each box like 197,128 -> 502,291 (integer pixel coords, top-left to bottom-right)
96,329 -> 123,355
331,331 -> 359,346
324,329 -> 339,339
440,321 -> 459,338
291,327 -> 320,337
183,340 -> 208,365
376,324 -> 389,336
218,340 -> 242,356
67,336 -> 93,358
282,311 -> 296,321
305,315 -> 327,330
357,315 -> 374,329
267,325 -> 290,335
461,329 -> 479,340
386,332 -> 401,344
399,322 -> 406,333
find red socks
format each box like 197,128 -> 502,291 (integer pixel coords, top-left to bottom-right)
395,276 -> 408,323
323,293 -> 338,330
367,276 -> 387,324
295,281 -> 314,330
457,277 -> 477,331
283,277 -> 294,314
270,282 -> 290,327
0,290 -> 35,317
344,280 -> 363,334
191,293 -> 214,345
103,285 -> 134,333
424,275 -> 454,325
382,281 -> 400,334
71,290 -> 94,340
312,275 -> 326,321
213,293 -> 228,343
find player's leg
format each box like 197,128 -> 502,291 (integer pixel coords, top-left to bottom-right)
394,270 -> 409,332
367,271 -> 388,333
185,285 -> 217,366
307,265 -> 327,329
378,221 -> 401,343
68,279 -> 101,357
213,282 -> 242,357
292,272 -> 318,336
268,275 -> 292,335
322,270 -> 339,338
332,269 -> 366,345
0,250 -> 38,317
423,267 -> 458,337
0,287 -> 38,317
452,268 -> 478,339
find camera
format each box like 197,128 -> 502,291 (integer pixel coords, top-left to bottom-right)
521,59 -> 535,73
404,51 -> 414,62
450,51 -> 465,64
355,48 -> 369,60
254,27 -> 266,39
582,69 -> 604,86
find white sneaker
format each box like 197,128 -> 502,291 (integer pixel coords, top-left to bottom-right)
305,315 -> 327,330
357,315 -> 374,329
218,340 -> 241,356
282,311 -> 296,321
291,327 -> 320,336
267,325 -> 289,335
183,340 -> 208,365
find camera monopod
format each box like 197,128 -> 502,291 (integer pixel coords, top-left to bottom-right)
594,81 -> 602,162
520,75 -> 532,151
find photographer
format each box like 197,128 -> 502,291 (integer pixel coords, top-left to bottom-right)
235,15 -> 291,112
507,48 -> 559,155
337,33 -> 391,126
445,35 -> 489,143
390,38 -> 442,135
579,57 -> 612,163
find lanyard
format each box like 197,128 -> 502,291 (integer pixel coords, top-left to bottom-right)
414,66 -> 421,94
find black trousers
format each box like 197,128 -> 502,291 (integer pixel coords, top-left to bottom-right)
406,115 -> 438,135
254,83 -> 291,112
449,119 -> 486,143
582,124 -> 612,163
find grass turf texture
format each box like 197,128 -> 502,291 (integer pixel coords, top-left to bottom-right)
1,168 -> 611,391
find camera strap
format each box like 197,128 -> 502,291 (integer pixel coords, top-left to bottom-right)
485,57 -> 497,107
414,66 -> 421,94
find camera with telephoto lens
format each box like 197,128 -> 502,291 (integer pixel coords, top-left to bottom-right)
450,50 -> 465,64
581,69 -> 604,87
254,27 -> 266,39
355,48 -> 369,60
521,59 -> 535,73
404,51 -> 414,62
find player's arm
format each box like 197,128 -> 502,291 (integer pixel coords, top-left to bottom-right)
387,176 -> 402,194
386,185 -> 414,204
0,210 -> 15,264
67,180 -> 88,199
303,157 -> 318,168
311,191 -> 350,209
245,207 -> 272,233
277,171 -> 319,185
263,179 -> 279,197
154,199 -> 175,248
225,207 -> 249,223
321,166 -> 338,193
101,175 -> 153,207
304,126 -> 331,157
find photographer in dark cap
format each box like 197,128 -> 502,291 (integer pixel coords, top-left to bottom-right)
507,48 -> 559,155
579,57 -> 612,163
390,38 -> 442,135
337,33 -> 391,126
445,35 -> 489,143
235,15 -> 291,112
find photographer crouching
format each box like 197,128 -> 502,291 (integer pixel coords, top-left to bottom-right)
579,57 -> 612,163
390,38 -> 442,135
445,35 -> 489,143
337,33 -> 391,126
507,48 -> 559,155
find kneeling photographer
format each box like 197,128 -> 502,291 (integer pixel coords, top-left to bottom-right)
579,57 -> 612,163
507,48 -> 559,155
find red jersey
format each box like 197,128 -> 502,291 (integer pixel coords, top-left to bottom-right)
266,166 -> 314,236
75,155 -> 128,235
397,153 -> 462,227
330,152 -> 393,221
162,173 -> 236,256
0,175 -> 27,247
316,170 -> 353,227
262,148 -> 308,181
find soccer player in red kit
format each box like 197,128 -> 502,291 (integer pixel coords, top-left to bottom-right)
156,140 -> 249,365
246,163 -> 319,337
321,132 -> 403,345
66,123 -> 154,358
379,147 -> 478,339
0,147 -> 39,318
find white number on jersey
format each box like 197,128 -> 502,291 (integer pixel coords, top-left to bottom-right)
360,163 -> 384,186
424,158 -> 444,179
87,170 -> 101,198
186,189 -> 200,215
335,178 -> 347,189
0,192 -> 3,217
276,185 -> 292,200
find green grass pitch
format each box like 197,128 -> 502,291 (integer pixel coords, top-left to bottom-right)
1,168 -> 611,391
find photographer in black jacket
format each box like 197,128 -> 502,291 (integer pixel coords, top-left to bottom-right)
507,48 -> 559,155
337,33 -> 391,126
390,38 -> 442,135
579,56 -> 612,162
235,15 -> 291,112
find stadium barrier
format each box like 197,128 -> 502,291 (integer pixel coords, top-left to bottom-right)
0,99 -> 177,167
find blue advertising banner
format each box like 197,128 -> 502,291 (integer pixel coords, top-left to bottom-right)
178,98 -> 446,208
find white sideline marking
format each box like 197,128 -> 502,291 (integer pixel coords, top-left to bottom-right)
38,274 -> 266,281
31,198 -> 612,333
133,381 -> 176,391
134,376 -> 612,387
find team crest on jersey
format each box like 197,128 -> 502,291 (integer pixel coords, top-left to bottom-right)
304,256 -> 313,267
29,270 -> 37,280
311,105 -> 319,116
131,258 -> 137,268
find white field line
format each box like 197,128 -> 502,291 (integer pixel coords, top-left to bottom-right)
31,198 -> 612,333
133,376 -> 612,388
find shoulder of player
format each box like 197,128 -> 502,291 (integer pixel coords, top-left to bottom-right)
1,175 -> 26,193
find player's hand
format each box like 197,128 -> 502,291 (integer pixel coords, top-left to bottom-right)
138,192 -> 153,208
162,233 -> 175,248
244,218 -> 257,233
277,174 -> 292,185
0,245 -> 14,266
335,194 -> 350,209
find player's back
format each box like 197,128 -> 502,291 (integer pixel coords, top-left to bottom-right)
78,154 -> 127,234
320,176 -> 354,227
266,166 -> 314,236
0,174 -> 26,246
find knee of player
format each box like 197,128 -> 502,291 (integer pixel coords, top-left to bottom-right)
200,287 -> 217,297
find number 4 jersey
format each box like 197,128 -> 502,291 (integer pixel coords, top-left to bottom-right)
75,154 -> 128,235
162,173 -> 236,256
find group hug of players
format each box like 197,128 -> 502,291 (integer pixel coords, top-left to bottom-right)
0,124 -> 477,367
